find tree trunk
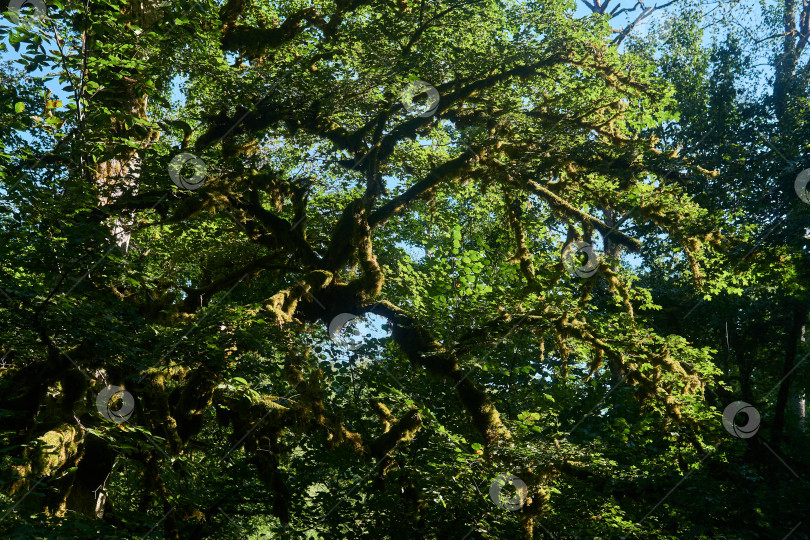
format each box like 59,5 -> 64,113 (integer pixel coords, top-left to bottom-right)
788,325 -> 806,434
772,303 -> 808,446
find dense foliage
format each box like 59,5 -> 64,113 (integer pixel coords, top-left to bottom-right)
0,0 -> 808,538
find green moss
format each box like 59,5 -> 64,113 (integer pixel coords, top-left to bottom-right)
33,424 -> 79,477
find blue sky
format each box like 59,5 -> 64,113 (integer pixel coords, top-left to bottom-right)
3,0 -> 773,107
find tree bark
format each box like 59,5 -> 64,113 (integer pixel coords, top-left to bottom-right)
772,303 -> 808,446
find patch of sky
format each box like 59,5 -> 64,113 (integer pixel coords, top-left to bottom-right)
324,311 -> 392,365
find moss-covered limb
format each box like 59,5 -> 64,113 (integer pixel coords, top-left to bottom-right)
370,58 -> 566,168
545,313 -> 615,356
370,400 -> 395,433
41,443 -> 87,518
64,435 -> 115,518
260,270 -> 333,324
140,371 -> 183,455
241,168 -> 286,212
525,98 -> 635,138
369,150 -> 478,228
297,369 -> 365,453
32,423 -> 81,478
220,0 -> 372,58
215,370 -> 366,459
607,342 -> 706,427
508,105 -> 717,193
221,9 -> 323,57
235,199 -> 321,267
520,179 -> 642,252
565,54 -> 652,94
614,195 -> 708,248
173,367 -> 220,443
362,115 -> 390,200
261,286 -> 300,324
352,205 -> 384,300
214,389 -> 290,439
177,254 -> 294,313
219,347 -> 413,461
200,49 -> 635,178
451,372 -> 512,444
368,409 -> 422,459
283,351 -> 306,387
504,191 -> 543,294
681,242 -> 705,286
98,189 -> 175,216
248,435 -> 291,523
210,57 -> 564,177
290,178 -> 311,241
5,367 -> 104,509
366,301 -> 511,446
522,155 -> 716,251
519,485 -> 551,540
0,362 -> 58,433
322,198 -> 363,270
451,305 -> 557,356
298,61 -> 565,177
274,380 -> 419,465
164,189 -> 229,225
599,265 -> 635,319
217,0 -> 248,26
569,149 -> 718,184
7,422 -> 83,499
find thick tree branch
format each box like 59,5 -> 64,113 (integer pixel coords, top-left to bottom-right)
520,179 -> 643,252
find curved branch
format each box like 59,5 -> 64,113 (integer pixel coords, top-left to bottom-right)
358,301 -> 511,445
521,179 -> 642,252
369,149 -> 477,228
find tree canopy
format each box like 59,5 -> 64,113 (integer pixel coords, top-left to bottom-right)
1,0 -> 808,538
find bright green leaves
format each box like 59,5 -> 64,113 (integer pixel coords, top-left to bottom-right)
517,410 -> 543,435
